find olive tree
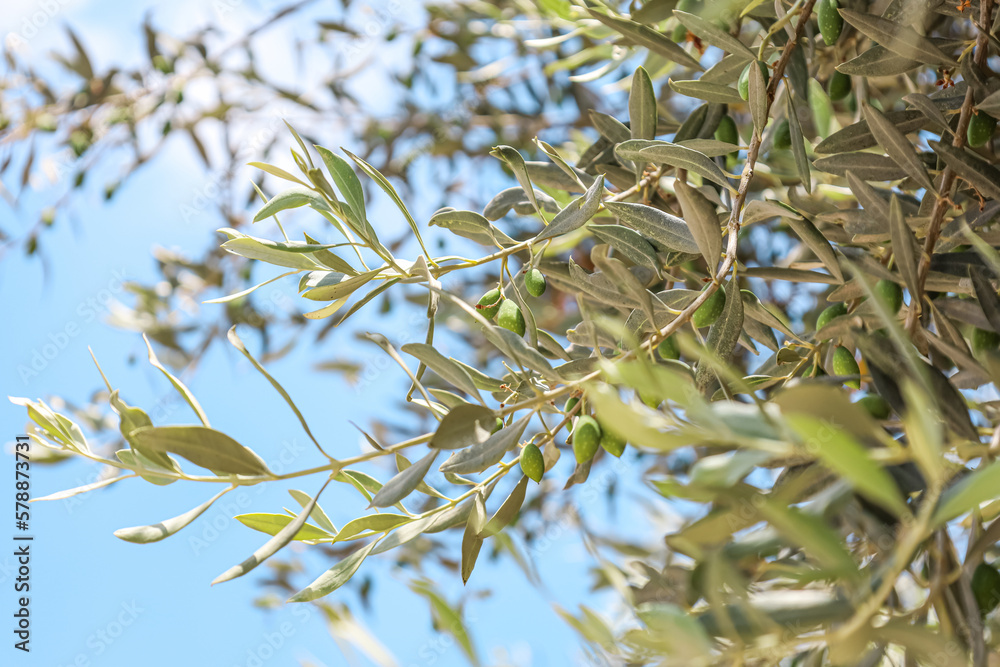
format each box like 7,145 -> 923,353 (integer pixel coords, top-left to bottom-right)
12,0 -> 1000,663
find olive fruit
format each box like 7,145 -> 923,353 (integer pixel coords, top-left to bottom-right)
519,443 -> 545,483
855,394 -> 891,420
772,120 -> 791,150
817,302 -> 848,331
738,60 -> 769,101
600,430 -> 626,457
572,415 -> 602,463
564,396 -> 580,415
715,114 -> 739,146
968,111 -> 997,148
692,288 -> 726,328
525,268 -> 547,297
491,417 -> 504,434
832,345 -> 861,389
874,279 -> 903,314
672,0 -> 699,41
972,327 -> 1000,357
972,562 -> 1000,617
477,289 -> 503,320
497,299 -> 526,337
828,71 -> 851,101
657,336 -> 680,360
817,0 -> 843,46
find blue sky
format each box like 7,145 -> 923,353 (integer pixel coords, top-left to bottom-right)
0,1 -> 671,665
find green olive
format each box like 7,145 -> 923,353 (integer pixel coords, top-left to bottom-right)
817,0 -> 843,46
525,268 -> 547,297
816,302 -> 848,331
497,299 -> 526,337
968,111 -> 997,148
491,417 -> 504,434
773,120 -> 791,150
715,114 -> 739,146
519,443 -> 545,483
855,394 -> 891,420
692,288 -> 726,328
874,279 -> 903,314
832,345 -> 861,389
477,289 -> 503,320
657,336 -> 680,360
572,415 -> 602,464
599,430 -> 626,457
972,562 -> 1000,617
972,327 -> 1000,357
827,71 -> 851,101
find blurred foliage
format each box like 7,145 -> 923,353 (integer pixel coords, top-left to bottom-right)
12,0 -> 1000,664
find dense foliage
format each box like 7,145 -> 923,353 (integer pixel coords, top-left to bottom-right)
10,0 -> 1000,663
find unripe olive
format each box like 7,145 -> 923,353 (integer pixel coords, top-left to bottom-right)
564,396 -> 580,415
600,430 -> 626,457
477,289 -> 503,320
855,394 -> 891,420
832,345 -> 861,389
692,288 -> 726,328
491,417 -> 504,434
572,415 -> 602,463
968,111 -> 997,148
714,114 -> 739,145
738,60 -> 769,101
972,562 -> 1000,617
874,279 -> 903,314
525,268 -> 547,297
657,336 -> 680,360
827,71 -> 852,101
773,120 -> 791,150
817,0 -> 843,46
817,302 -> 848,331
972,327 -> 1000,357
520,443 -> 545,483
497,299 -> 526,337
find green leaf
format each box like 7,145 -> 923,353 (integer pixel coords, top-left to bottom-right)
315,146 -> 366,223
618,140 -> 735,192
813,153 -> 907,181
838,10 -> 958,67
748,60 -> 768,139
114,487 -> 230,544
862,102 -> 934,192
288,540 -> 379,602
785,93 -> 812,193
784,414 -> 909,518
755,497 -> 859,579
221,236 -> 322,271
429,405 -> 495,450
668,79 -> 744,105
252,186 -> 331,223
215,478 -> 331,585
228,327 -> 331,459
587,8 -> 703,70
838,45 -> 920,76
481,475 -> 529,537
784,213 -> 843,283
604,201 -> 699,254
301,267 -> 384,301
534,175 -> 605,243
630,66 -> 656,142
674,182 -> 721,268
933,460 -> 1000,526
439,414 -> 531,474
428,208 -> 515,247
462,492 -> 487,584
673,10 -> 755,61
234,513 -> 333,541
130,426 -> 271,476
695,278 -> 744,393
490,146 -> 543,218
888,195 -> 920,302
815,110 -> 926,154
588,223 -> 662,274
402,343 -> 485,404
343,149 -> 433,260
369,450 -> 438,508
288,489 -> 338,534
929,141 -> 1000,201
335,513 -> 411,542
